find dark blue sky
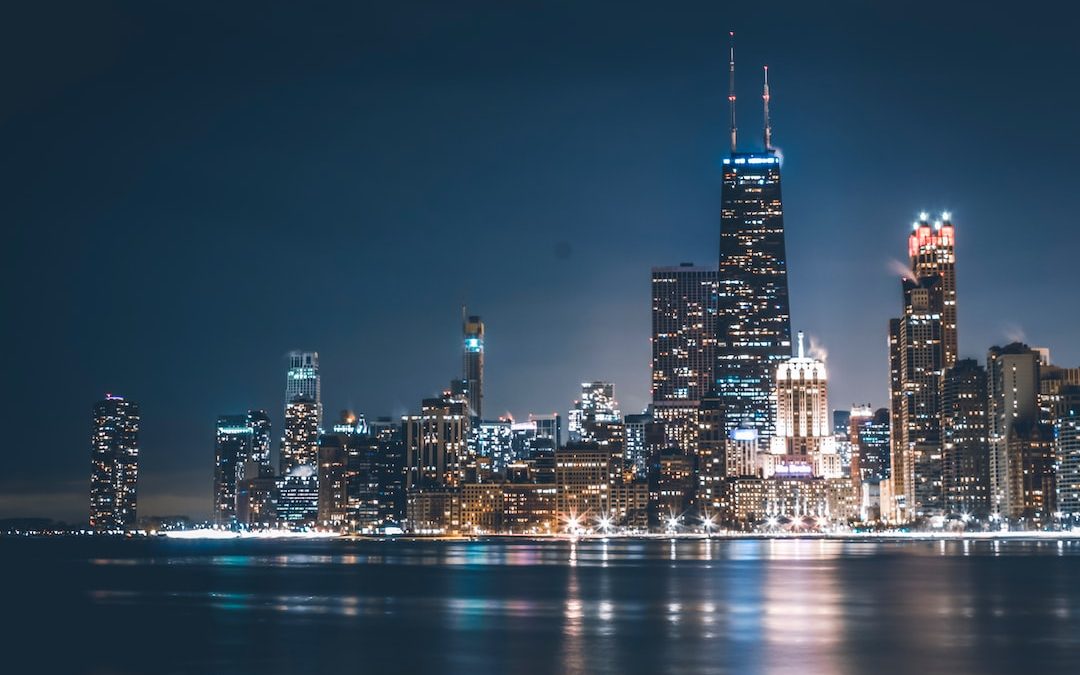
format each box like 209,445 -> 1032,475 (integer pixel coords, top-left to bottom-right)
4,2 -> 1078,521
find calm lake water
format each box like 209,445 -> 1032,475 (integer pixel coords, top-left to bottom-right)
3,537 -> 1079,674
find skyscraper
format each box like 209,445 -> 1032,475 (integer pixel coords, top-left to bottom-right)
941,359 -> 990,518
652,264 -> 718,400
286,351 -> 321,415
404,397 -> 469,491
987,343 -> 1049,522
462,313 -> 484,420
89,395 -> 140,531
889,274 -> 945,519
280,351 -> 321,476
213,414 -> 252,525
909,212 -> 958,368
764,332 -> 841,479
280,399 -> 320,476
714,54 -> 792,446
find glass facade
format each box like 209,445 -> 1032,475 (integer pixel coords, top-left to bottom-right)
715,152 -> 792,447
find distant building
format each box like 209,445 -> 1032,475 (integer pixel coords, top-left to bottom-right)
89,395 -> 140,531
1057,387 -> 1080,521
942,359 -> 990,518
987,343 -> 1043,521
552,443 -> 649,532
890,273 -> 945,520
276,464 -> 319,527
285,351 -> 321,414
765,332 -> 842,478
568,382 -> 620,442
280,351 -> 321,477
651,263 -> 717,451
462,313 -> 484,420
213,414 -> 252,525
529,413 -> 562,448
404,397 -> 468,491
371,417 -> 406,526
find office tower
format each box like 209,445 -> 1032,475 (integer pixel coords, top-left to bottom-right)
213,414 -> 252,526
276,464 -> 320,526
909,213 -> 957,368
554,443 -> 623,529
371,417 -> 406,526
462,313 -> 484,419
280,399 -> 320,476
568,382 -> 620,441
623,413 -> 654,480
696,396 -> 727,510
280,351 -> 321,476
404,397 -> 468,490
247,410 -> 272,468
713,54 -> 792,447
649,447 -> 696,526
771,333 -> 831,455
89,395 -> 140,531
286,351 -> 321,410
316,412 -> 381,532
475,419 -> 513,474
851,408 -> 891,483
726,427 -> 758,477
987,343 -> 1042,520
1056,386 -> 1080,521
846,405 -> 872,484
941,359 -> 990,518
651,263 -> 717,448
889,274 -> 945,520
529,413 -> 562,448
651,401 -> 700,453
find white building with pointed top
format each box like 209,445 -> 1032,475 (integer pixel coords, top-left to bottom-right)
763,331 -> 842,478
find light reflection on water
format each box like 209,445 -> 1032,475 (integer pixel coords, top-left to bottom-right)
6,538 -> 1080,674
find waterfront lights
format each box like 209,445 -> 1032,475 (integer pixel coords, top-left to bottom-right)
766,516 -> 779,528
597,514 -> 613,533
665,515 -> 680,532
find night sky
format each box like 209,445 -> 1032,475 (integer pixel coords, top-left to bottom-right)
4,2 -> 1078,522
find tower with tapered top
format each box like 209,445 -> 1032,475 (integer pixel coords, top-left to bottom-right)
714,35 -> 792,448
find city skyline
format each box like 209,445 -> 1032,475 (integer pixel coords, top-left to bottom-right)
5,4 -> 1080,522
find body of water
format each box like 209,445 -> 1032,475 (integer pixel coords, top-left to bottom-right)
3,537 -> 1078,674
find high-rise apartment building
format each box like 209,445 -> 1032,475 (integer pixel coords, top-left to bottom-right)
987,343 -> 1042,520
651,263 -> 717,451
889,274 -> 945,520
89,395 -> 140,531
404,397 -> 468,491
941,359 -> 989,517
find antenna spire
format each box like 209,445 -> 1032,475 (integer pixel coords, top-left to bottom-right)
797,330 -> 805,359
762,65 -> 772,151
728,31 -> 737,153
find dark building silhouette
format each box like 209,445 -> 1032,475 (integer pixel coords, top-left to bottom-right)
89,395 -> 140,531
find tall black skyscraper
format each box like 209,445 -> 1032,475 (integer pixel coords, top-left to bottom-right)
714,47 -> 792,445
89,395 -> 140,531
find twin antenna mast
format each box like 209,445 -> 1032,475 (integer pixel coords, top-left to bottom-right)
727,31 -> 774,154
